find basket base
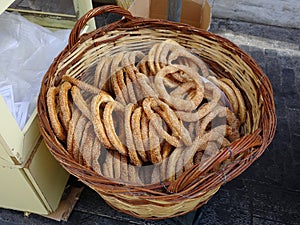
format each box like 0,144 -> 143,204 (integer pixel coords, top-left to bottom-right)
98,187 -> 220,220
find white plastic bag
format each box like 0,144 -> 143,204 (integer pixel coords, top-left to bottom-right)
0,12 -> 70,129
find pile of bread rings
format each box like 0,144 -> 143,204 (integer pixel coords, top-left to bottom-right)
46,39 -> 246,185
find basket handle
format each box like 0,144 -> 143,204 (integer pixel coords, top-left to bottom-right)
68,5 -> 134,48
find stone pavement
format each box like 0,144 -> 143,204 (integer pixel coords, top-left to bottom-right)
209,0 -> 300,29
1,1 -> 300,225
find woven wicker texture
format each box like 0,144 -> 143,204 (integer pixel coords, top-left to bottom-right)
37,5 -> 276,220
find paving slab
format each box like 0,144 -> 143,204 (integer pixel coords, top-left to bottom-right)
210,0 -> 300,29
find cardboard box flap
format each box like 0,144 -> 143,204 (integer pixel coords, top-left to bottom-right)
128,0 -> 211,30
0,0 -> 14,14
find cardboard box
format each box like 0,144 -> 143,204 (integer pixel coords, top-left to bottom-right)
0,96 -> 69,215
127,0 -> 211,30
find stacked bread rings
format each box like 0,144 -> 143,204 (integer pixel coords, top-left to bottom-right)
46,39 -> 246,185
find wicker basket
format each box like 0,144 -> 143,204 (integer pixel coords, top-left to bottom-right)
37,5 -> 276,220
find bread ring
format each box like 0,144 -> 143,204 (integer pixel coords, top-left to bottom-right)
120,154 -> 129,182
91,137 -> 102,175
103,150 -> 114,179
183,126 -> 227,170
73,115 -> 88,162
175,81 -> 222,122
131,107 -> 148,162
110,52 -> 125,75
111,69 -> 129,105
154,65 -> 204,111
71,86 -> 91,120
103,101 -> 127,155
143,97 -> 192,146
137,57 -> 153,77
80,121 -> 93,168
124,103 -> 143,166
200,141 -> 220,163
154,102 -> 192,146
47,87 -> 66,141
128,164 -> 143,185
220,78 -> 246,123
161,141 -> 173,160
136,72 -> 158,98
63,76 -> 100,94
94,56 -> 113,91
159,39 -> 209,78
141,111 -> 150,154
113,150 -> 121,180
147,43 -> 160,75
58,81 -> 72,130
151,164 -> 161,184
208,76 -> 239,116
67,108 -> 81,155
166,147 -> 183,182
143,97 -> 181,147
148,121 -> 162,164
91,93 -> 115,149
125,73 -> 137,103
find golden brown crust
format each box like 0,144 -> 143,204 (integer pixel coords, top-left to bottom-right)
67,108 -> 81,155
148,121 -> 162,164
103,101 -> 127,155
58,81 -> 72,130
91,137 -> 102,175
47,87 -> 66,141
71,86 -> 91,120
91,93 -> 115,149
220,78 -> 246,123
131,107 -> 148,162
80,121 -> 93,168
73,115 -> 88,162
124,103 -> 143,166
120,155 -> 129,182
166,147 -> 183,182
